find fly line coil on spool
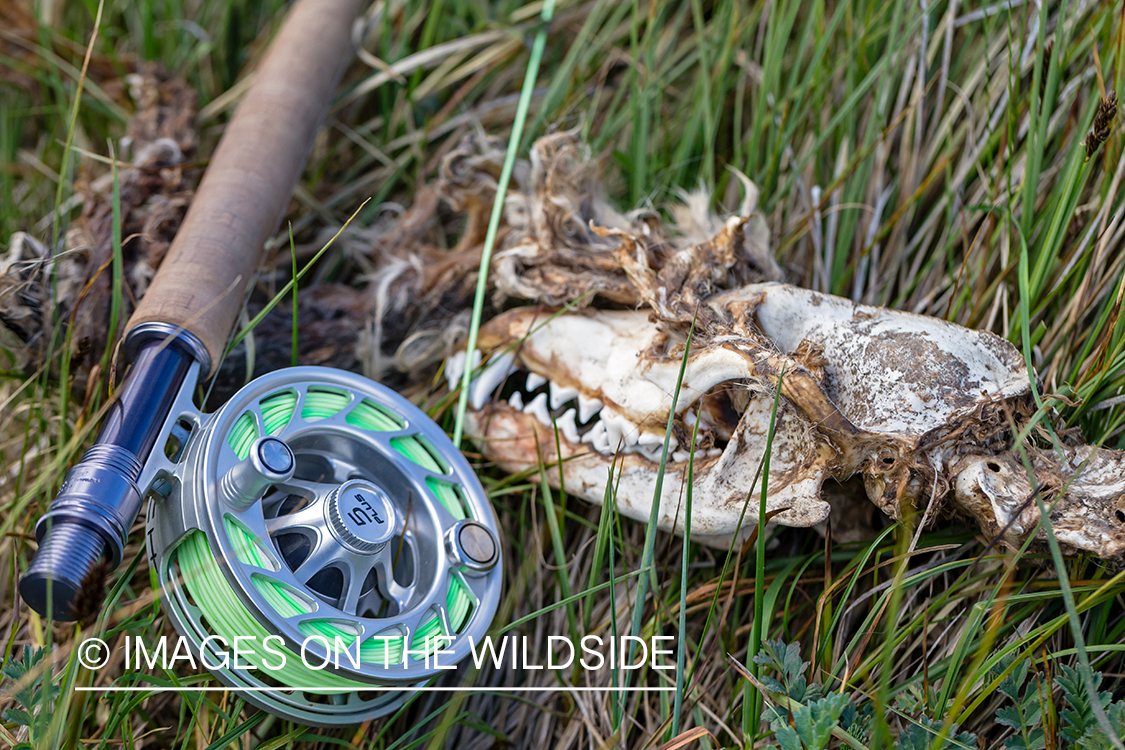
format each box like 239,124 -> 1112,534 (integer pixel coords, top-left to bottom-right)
145,367 -> 502,725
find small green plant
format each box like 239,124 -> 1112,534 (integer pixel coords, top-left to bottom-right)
994,656 -> 1048,749
753,638 -> 845,749
753,639 -> 977,750
991,656 -> 1125,749
1056,663 -> 1112,744
894,716 -> 977,750
1,646 -> 59,749
756,639 -> 824,705
763,692 -> 852,750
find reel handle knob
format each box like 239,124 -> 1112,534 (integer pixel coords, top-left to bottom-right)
448,520 -> 499,573
220,437 -> 295,510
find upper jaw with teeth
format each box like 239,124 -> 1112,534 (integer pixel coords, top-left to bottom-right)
445,342 -> 717,465
445,300 -> 764,465
444,301 -> 835,541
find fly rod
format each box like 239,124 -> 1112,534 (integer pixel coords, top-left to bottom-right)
20,0 -> 366,619
20,3 -> 503,724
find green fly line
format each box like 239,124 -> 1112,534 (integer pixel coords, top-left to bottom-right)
228,387 -> 469,519
178,385 -> 474,691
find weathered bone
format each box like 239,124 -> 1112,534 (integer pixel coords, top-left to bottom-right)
954,448 -> 1125,560
427,132 -> 1125,561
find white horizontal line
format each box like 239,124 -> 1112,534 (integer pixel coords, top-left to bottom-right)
75,686 -> 674,693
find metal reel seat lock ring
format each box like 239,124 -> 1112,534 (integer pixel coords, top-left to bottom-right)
144,366 -> 503,725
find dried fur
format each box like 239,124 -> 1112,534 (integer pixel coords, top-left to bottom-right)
0,64 -> 199,390
355,130 -> 783,380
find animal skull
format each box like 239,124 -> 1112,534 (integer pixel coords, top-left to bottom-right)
453,282 -> 1125,559
422,132 -> 1125,561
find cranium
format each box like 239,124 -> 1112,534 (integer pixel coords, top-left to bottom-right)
401,131 -> 1125,560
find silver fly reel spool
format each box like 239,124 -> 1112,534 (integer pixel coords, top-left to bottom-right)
144,366 -> 502,725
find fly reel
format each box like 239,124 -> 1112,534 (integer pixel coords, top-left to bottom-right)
143,365 -> 502,725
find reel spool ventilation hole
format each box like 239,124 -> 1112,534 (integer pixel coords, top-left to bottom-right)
145,367 -> 502,725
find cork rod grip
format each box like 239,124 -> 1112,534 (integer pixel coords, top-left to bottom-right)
126,0 -> 363,373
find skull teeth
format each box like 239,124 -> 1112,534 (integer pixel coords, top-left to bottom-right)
638,432 -> 675,451
578,395 -> 603,422
601,407 -> 638,447
446,348 -> 483,391
549,383 -> 580,410
449,350 -> 723,464
556,409 -> 580,444
445,350 -> 467,390
581,420 -> 609,450
522,392 -> 551,425
672,449 -> 714,463
469,352 -> 515,410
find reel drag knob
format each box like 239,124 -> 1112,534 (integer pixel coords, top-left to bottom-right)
326,480 -> 397,553
219,437 -> 295,510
